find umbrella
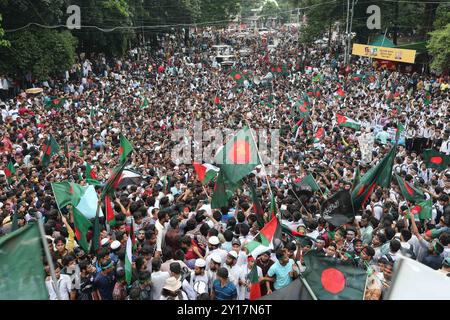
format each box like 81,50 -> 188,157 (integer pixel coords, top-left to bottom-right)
25,88 -> 43,94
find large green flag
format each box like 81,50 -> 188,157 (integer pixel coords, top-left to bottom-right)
351,147 -> 396,210
422,149 -> 450,171
211,171 -> 239,209
119,133 -> 133,163
73,207 -> 92,251
41,134 -> 60,167
0,223 -> 48,300
394,173 -> 425,203
296,174 -> 321,192
51,182 -> 85,210
408,198 -> 433,220
101,161 -> 127,199
231,70 -> 246,84
303,251 -> 367,300
214,127 -> 260,184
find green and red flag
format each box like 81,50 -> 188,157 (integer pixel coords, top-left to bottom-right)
422,149 -> 450,171
408,198 -> 432,220
314,87 -> 321,99
395,122 -> 405,142
249,182 -> 266,228
351,147 -> 396,210
293,118 -> 305,134
312,73 -> 322,83
193,162 -> 220,185
44,97 -> 66,110
214,96 -> 223,109
85,162 -> 101,186
269,194 -> 277,220
394,173 -> 425,203
423,91 -> 432,106
101,161 -> 127,199
295,174 -> 321,192
4,160 -> 16,184
336,114 -> 361,130
231,70 -> 246,84
73,206 -> 93,251
119,133 -> 133,164
314,127 -> 324,143
303,251 -> 367,300
249,263 -> 262,300
352,73 -> 363,82
214,127 -> 260,184
0,223 -> 49,300
211,171 -> 239,209
245,216 -> 282,258
104,195 -> 116,226
41,134 -> 60,167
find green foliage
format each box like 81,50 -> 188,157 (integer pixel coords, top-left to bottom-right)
260,0 -> 280,22
199,0 -> 240,24
0,14 -> 10,48
0,29 -> 77,81
427,23 -> 450,73
433,4 -> 450,30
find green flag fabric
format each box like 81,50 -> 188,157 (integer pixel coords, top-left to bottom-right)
303,252 -> 367,300
211,171 -> 238,209
140,97 -> 149,110
394,173 -> 425,203
408,198 -> 433,220
119,133 -> 133,163
422,149 -> 450,171
249,182 -> 266,228
5,160 -> 16,184
214,127 -> 261,184
73,207 -> 92,251
231,70 -> 246,84
85,163 -> 101,185
0,223 -> 48,300
297,174 -> 321,192
41,134 -> 60,167
102,161 -> 127,199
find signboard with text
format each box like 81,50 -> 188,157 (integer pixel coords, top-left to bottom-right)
352,43 -> 416,64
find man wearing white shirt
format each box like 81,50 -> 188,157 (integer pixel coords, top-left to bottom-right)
155,211 -> 169,257
45,265 -> 75,300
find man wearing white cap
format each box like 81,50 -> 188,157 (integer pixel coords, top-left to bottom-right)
206,254 -> 222,293
224,251 -> 245,299
204,236 -> 227,271
187,258 -> 209,299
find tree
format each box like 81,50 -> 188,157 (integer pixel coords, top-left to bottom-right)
0,28 -> 77,81
260,0 -> 280,24
199,0 -> 240,25
427,23 -> 450,73
0,14 -> 10,48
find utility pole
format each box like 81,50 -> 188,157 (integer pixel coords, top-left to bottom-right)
344,0 -> 350,65
346,0 -> 358,66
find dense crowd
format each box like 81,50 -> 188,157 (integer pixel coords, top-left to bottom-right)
1,26 -> 450,300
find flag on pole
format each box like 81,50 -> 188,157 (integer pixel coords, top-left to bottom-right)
41,134 -> 60,167
245,216 -> 282,258
302,251 -> 367,300
44,97 -> 66,110
85,162 -> 101,185
249,263 -> 262,300
105,195 -> 116,226
294,174 -> 321,192
408,198 -> 433,220
101,161 -> 127,199
314,127 -> 324,143
73,207 -> 93,251
321,190 -> 355,226
211,171 -> 239,209
0,223 -> 48,300
249,182 -> 266,228
119,133 -> 133,164
193,162 -> 220,185
336,114 -> 361,130
231,70 -> 246,84
125,230 -> 133,285
4,160 -> 16,184
394,173 -> 425,203
423,91 -> 432,106
214,127 -> 260,184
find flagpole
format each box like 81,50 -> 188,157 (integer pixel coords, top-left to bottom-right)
288,186 -> 313,216
37,218 -> 61,300
299,275 -> 318,300
244,118 -> 274,199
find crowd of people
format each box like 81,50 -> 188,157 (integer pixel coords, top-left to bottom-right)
0,25 -> 449,300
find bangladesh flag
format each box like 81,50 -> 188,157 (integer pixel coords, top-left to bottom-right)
214,127 -> 260,184
231,70 -> 246,84
336,114 -> 361,130
41,134 -> 60,167
249,182 -> 266,228
249,263 -> 262,300
105,195 -> 116,226
73,207 -> 92,251
0,223 -> 48,300
422,149 -> 450,171
408,198 -> 432,220
303,251 -> 367,300
352,73 -> 363,82
211,171 -> 239,209
193,162 -> 220,185
214,96 -> 222,109
312,73 -> 322,83
119,133 -> 133,164
101,160 -> 127,199
351,147 -> 396,210
4,160 -> 16,184
140,97 -> 149,110
245,216 -> 282,258
295,174 -> 321,192
85,162 -> 101,185
364,73 -> 375,83
314,127 -> 324,143
44,97 -> 66,110
394,173 -> 425,203
395,122 -> 405,142
293,118 -> 305,134
314,87 -> 321,99
423,91 -> 432,106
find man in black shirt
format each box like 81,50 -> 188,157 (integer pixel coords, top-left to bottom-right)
93,259 -> 116,300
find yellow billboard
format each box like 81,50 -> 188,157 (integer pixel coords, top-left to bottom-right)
352,44 -> 416,64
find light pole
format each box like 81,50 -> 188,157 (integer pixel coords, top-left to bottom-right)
344,0 -> 350,65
